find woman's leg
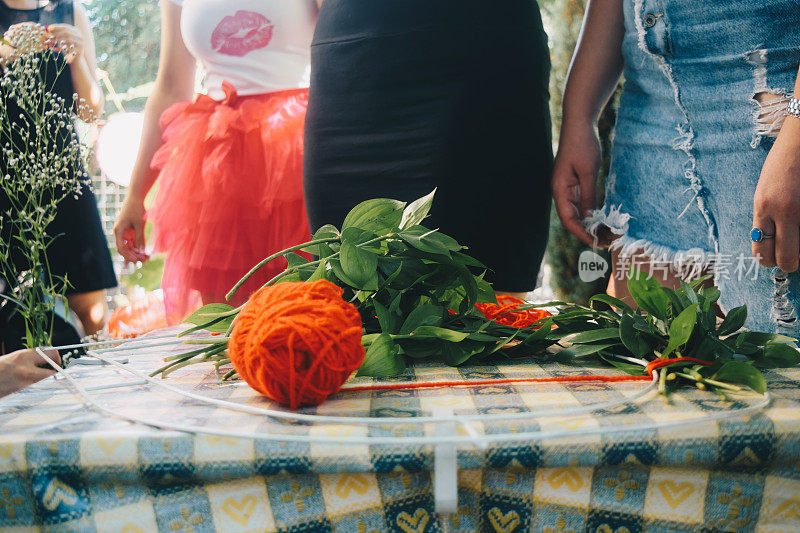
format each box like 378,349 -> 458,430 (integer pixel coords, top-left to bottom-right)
67,290 -> 108,336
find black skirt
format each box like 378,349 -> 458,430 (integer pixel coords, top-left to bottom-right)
304,0 -> 554,292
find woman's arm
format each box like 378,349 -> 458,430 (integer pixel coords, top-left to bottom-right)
551,0 -> 625,245
752,68 -> 800,272
113,0 -> 196,263
68,2 -> 103,119
0,349 -> 61,398
44,3 -> 103,120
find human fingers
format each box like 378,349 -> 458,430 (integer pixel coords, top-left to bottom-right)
553,163 -> 595,246
774,221 -> 800,273
114,221 -> 140,263
751,214 -> 776,268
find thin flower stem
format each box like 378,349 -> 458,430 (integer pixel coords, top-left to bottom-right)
226,237 -> 340,300
675,372 -> 742,392
196,305 -> 245,319
183,338 -> 230,345
259,234 -> 395,290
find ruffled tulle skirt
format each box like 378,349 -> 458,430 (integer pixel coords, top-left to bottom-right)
148,82 -> 310,321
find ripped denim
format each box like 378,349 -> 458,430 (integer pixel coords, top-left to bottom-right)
588,0 -> 800,334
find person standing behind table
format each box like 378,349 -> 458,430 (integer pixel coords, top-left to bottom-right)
114,0 -> 322,321
552,0 -> 800,335
0,0 -> 113,343
304,0 -> 554,299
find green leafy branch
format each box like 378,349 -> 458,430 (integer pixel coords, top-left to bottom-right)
154,192 -> 800,396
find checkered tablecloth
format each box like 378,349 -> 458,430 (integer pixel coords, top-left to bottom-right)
1,329 -> 799,532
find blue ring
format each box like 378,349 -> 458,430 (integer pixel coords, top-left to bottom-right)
751,228 -> 774,243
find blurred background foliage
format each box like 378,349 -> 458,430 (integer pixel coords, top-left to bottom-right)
85,0 -> 617,303
86,0 -> 160,112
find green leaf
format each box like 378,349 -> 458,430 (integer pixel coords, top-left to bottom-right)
440,341 -> 485,366
329,258 -> 360,288
285,252 -> 310,268
689,274 -> 713,289
717,305 -> 747,336
306,259 -> 328,282
689,334 -> 733,361
680,281 -> 698,305
399,304 -> 443,334
626,269 -> 670,320
399,189 -> 436,229
340,241 -> 379,288
569,328 -> 622,344
589,294 -> 634,314
313,224 -> 340,241
342,198 -> 406,234
440,343 -> 472,366
453,251 -> 487,269
664,303 -> 698,356
700,286 -> 721,304
183,303 -> 235,334
619,314 -> 651,358
475,276 -> 497,304
754,342 -> 800,369
714,361 -> 766,394
400,226 -> 454,257
311,224 -> 340,257
357,333 -> 405,377
664,288 -> 688,316
729,331 -> 797,347
372,299 -> 398,334
398,339 -> 444,359
341,227 -> 378,247
559,342 -> 620,359
411,326 -> 470,342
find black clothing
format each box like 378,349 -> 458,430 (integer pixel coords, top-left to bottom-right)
304,0 -> 554,292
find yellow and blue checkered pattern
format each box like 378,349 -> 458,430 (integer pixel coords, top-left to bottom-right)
1,333 -> 799,532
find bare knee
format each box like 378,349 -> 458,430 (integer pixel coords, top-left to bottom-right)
67,291 -> 108,335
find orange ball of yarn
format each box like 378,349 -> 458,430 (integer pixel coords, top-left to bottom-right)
228,279 -> 365,410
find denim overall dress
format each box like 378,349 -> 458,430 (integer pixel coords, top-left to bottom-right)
589,0 -> 800,334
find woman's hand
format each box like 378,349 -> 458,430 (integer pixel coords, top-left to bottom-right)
552,121 -> 602,246
45,23 -> 83,64
752,117 -> 800,273
114,197 -> 150,264
0,349 -> 61,398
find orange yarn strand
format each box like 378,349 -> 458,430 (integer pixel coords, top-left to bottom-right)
475,295 -> 552,329
228,280 -> 366,410
339,357 -> 712,393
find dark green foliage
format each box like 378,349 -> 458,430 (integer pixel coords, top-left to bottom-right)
564,269 -> 799,394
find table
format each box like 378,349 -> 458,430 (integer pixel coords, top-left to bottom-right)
1,329 -> 799,532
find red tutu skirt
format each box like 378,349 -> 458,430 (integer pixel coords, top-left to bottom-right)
148,82 -> 310,321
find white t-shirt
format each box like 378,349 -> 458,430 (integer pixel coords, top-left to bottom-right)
169,0 -> 316,100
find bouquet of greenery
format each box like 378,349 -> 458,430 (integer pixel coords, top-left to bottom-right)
159,191 -> 800,395
0,25 -> 90,348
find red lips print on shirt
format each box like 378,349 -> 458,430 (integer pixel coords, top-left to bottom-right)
211,10 -> 274,57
